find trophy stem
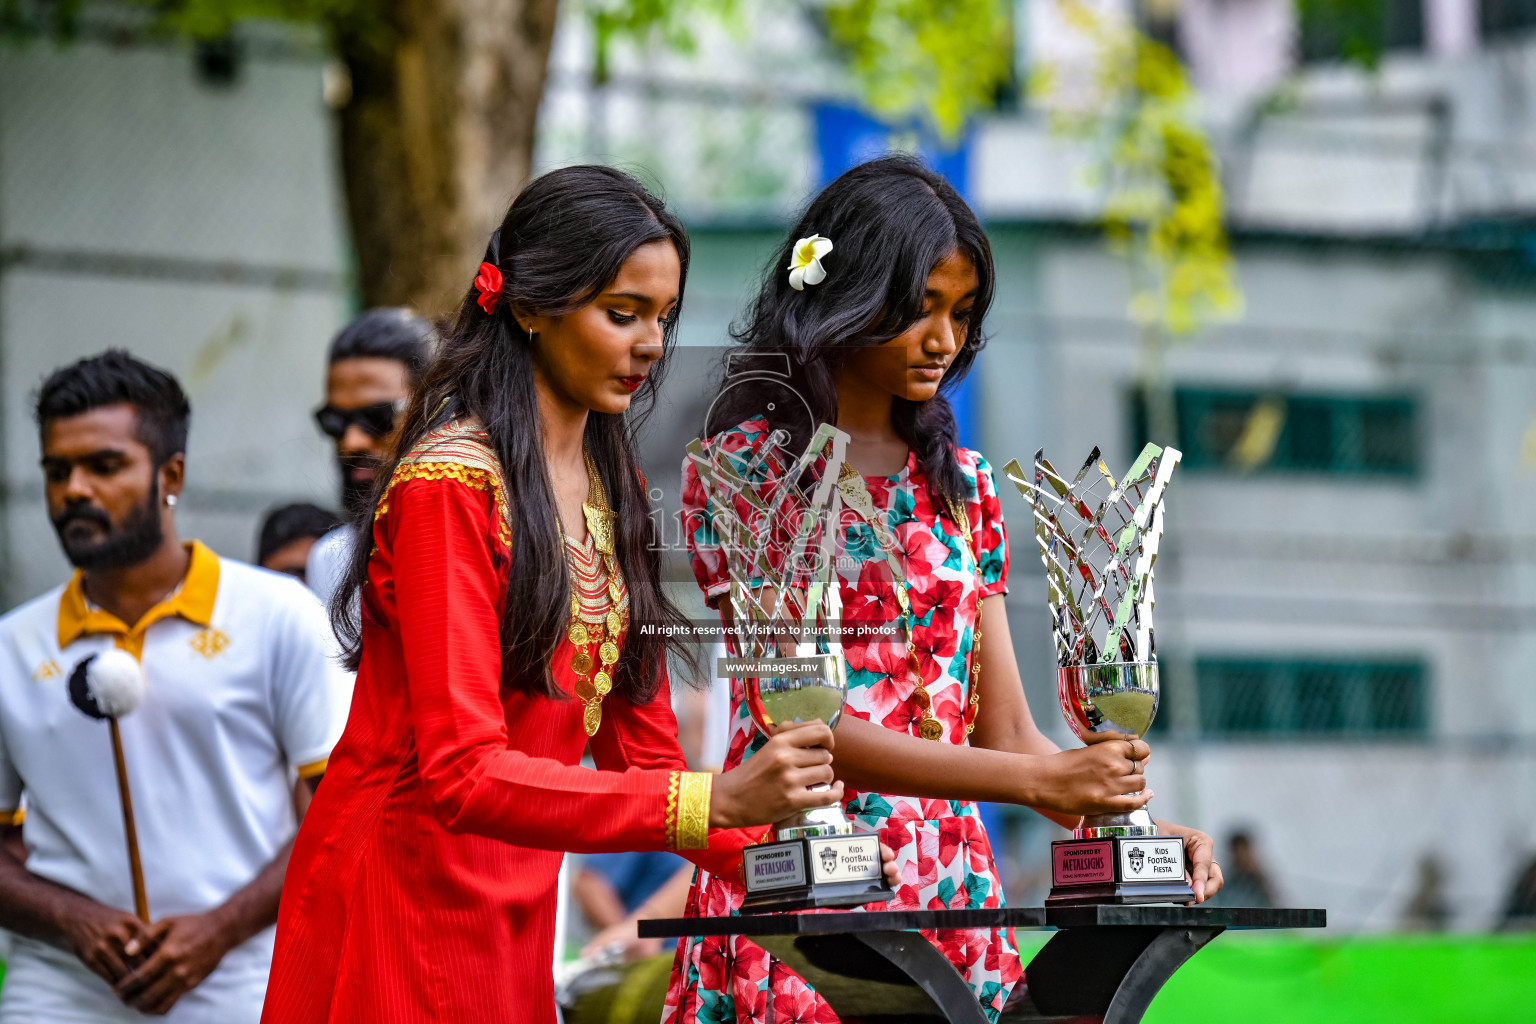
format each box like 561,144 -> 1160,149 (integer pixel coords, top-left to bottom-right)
1078,807 -> 1158,839
774,783 -> 855,841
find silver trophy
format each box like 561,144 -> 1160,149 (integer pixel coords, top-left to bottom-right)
1005,443 -> 1195,905
687,422 -> 889,912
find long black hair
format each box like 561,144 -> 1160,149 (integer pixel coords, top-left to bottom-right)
326,308 -> 437,387
711,155 -> 995,502
332,164 -> 693,702
36,349 -> 190,464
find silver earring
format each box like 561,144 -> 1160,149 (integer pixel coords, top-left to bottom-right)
165,494 -> 178,508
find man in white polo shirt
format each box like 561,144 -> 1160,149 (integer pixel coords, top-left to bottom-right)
0,351 -> 351,1022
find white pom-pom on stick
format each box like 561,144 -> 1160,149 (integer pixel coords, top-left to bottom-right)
86,649 -> 146,718
66,649 -> 151,922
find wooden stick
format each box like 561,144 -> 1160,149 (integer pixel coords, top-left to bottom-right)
108,718 -> 149,923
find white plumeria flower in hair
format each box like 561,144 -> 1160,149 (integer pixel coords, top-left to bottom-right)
787,234 -> 834,291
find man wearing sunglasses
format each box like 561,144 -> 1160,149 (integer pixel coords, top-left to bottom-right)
307,309 -> 436,607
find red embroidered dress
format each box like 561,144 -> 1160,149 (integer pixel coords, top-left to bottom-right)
663,419 -> 1024,1024
262,423 -> 753,1024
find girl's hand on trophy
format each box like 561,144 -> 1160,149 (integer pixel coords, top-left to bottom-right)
879,843 -> 902,888
709,720 -> 844,829
1154,819 -> 1224,904
1029,731 -> 1153,815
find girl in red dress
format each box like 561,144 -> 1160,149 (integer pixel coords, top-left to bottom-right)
665,157 -> 1224,1024
261,166 -> 863,1024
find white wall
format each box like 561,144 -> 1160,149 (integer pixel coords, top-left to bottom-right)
0,36 -> 353,603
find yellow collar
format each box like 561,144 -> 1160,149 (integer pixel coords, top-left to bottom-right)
57,541 -> 220,659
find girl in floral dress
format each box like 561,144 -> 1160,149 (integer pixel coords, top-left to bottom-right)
663,157 -> 1223,1024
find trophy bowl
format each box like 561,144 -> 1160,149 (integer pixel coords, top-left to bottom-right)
744,654 -> 848,732
1060,660 -> 1160,741
743,653 -> 853,841
1060,660 -> 1160,839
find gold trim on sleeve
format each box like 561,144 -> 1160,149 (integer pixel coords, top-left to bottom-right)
373,422 -> 512,548
664,771 -> 681,850
0,808 -> 25,827
295,758 -> 329,780
674,771 -> 712,851
376,463 -> 511,548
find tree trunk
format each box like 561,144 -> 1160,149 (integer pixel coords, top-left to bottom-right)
332,0 -> 559,315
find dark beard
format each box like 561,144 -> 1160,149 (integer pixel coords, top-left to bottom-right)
52,480 -> 166,572
339,452 -> 382,516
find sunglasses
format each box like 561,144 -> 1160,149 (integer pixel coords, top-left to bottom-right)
313,399 -> 408,441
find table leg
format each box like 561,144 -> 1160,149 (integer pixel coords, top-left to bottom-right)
1009,925 -> 1223,1023
754,930 -> 991,1024
854,931 -> 992,1024
1103,927 -> 1222,1024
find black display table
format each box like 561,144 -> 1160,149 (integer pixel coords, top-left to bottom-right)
640,905 -> 1325,1023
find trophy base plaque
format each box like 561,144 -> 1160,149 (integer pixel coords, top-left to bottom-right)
1046,834 -> 1195,906
740,833 -> 890,914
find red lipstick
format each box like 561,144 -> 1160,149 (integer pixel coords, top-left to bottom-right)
619,375 -> 645,392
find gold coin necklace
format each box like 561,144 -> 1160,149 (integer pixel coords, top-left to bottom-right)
837,463 -> 983,742
942,494 -> 983,737
559,448 -> 628,737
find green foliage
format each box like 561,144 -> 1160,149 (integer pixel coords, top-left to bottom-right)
1297,0 -> 1389,71
1034,1 -> 1240,338
2,0 -> 379,46
130,1 -> 348,40
575,0 -> 739,83
0,0 -> 82,38
821,0 -> 1014,141
578,0 -> 1017,140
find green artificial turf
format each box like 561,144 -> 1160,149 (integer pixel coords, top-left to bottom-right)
1124,932 -> 1536,1024
556,933 -> 1536,1024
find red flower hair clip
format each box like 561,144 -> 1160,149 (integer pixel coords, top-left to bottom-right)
474,261 -> 503,315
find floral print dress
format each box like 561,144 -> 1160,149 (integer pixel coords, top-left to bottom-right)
663,420 -> 1024,1024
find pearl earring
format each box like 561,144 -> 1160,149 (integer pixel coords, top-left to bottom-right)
165,494 -> 178,508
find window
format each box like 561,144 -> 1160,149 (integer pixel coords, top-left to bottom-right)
1298,0 -> 1424,64
1129,387 -> 1420,478
1195,658 -> 1427,737
1481,0 -> 1536,40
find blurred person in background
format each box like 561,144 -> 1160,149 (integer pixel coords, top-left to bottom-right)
667,157 -> 1221,1024
1498,854 -> 1536,930
0,351 -> 352,1022
579,865 -> 695,963
256,503 -> 341,584
1400,853 -> 1451,931
257,503 -> 347,823
1211,830 -> 1277,909
572,850 -> 685,939
306,308 -> 436,606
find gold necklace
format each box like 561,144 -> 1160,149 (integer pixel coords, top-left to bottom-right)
942,495 -> 983,737
837,463 -> 983,741
562,448 -> 627,737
